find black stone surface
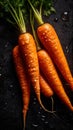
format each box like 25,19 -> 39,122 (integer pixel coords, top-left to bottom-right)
0,0 -> 73,130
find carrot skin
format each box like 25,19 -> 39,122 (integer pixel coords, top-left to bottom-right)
40,74 -> 53,97
37,23 -> 73,90
38,50 -> 73,111
12,45 -> 30,128
18,33 -> 49,112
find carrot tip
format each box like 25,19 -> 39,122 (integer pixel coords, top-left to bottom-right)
23,115 -> 26,130
38,96 -> 55,114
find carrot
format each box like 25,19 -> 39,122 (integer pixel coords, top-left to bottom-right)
29,9 -> 54,111
4,1 -> 50,113
28,0 -> 73,91
37,23 -> 73,90
12,45 -> 30,128
40,74 -> 53,97
29,12 -> 53,98
18,33 -> 50,112
39,74 -> 54,112
38,50 -> 73,111
29,10 -> 73,111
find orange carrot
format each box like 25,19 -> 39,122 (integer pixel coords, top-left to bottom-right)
12,45 -> 30,128
37,23 -> 73,90
28,0 -> 73,91
40,73 -> 53,97
29,10 -> 54,99
18,33 -> 49,112
38,50 -> 73,111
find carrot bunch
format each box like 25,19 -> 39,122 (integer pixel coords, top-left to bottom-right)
27,0 -> 73,91
4,1 -> 55,129
0,0 -> 73,129
29,7 -> 73,110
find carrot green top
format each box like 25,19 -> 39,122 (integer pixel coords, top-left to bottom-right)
0,0 -> 27,34
27,0 -> 56,26
0,0 -> 55,32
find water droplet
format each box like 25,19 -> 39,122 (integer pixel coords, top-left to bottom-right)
5,102 -> 8,105
33,99 -> 36,105
41,115 -> 46,118
41,118 -> 45,121
34,98 -> 36,101
5,42 -> 9,48
10,84 -> 13,88
44,36 -> 47,39
33,101 -> 36,105
12,92 -> 15,96
40,106 -> 42,110
32,123 -> 38,128
25,53 -> 27,56
61,11 -> 69,21
45,121 -> 48,124
66,46 -> 69,53
22,41 -> 25,45
45,39 -> 48,42
41,115 -> 46,121
0,73 -> 2,77
33,98 -> 37,104
38,111 -> 41,114
42,32 -> 46,36
54,17 -> 58,22
34,79 -> 37,82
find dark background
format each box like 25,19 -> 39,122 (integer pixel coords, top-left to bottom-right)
0,0 -> 73,130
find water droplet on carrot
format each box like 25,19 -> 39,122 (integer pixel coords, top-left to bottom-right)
24,53 -> 27,56
22,41 -> 25,45
45,39 -> 48,42
34,79 -> 37,82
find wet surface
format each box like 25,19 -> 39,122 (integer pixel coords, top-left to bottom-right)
0,0 -> 73,130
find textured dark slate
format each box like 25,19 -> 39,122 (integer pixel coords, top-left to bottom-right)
0,0 -> 73,130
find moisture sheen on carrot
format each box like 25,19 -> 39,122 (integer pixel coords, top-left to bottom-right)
12,45 -> 30,128
18,33 -> 49,112
37,23 -> 73,90
38,50 -> 73,111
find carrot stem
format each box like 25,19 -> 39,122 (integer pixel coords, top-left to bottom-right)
7,1 -> 26,33
30,9 -> 41,50
28,0 -> 44,26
